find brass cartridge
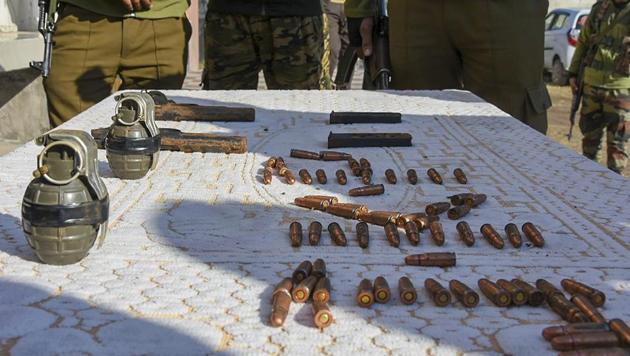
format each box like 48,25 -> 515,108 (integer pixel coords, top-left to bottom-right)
349,184 -> 385,197
291,149 -> 320,160
398,277 -> 417,305
356,222 -> 370,248
292,260 -> 313,284
405,253 -> 456,267
551,332 -> 620,351
313,277 -> 331,303
536,279 -> 565,300
320,150 -> 352,161
315,169 -> 327,184
404,221 -> 420,246
327,204 -> 362,219
557,348 -> 629,356
496,279 -> 527,306
385,169 -> 397,184
275,156 -> 286,169
303,195 -> 339,205
289,222 -> 303,247
448,193 -> 475,206
294,197 -> 329,211
361,168 -> 372,184
447,204 -> 471,220
522,222 -> 545,247
504,223 -> 523,248
374,276 -> 391,303
571,295 -> 606,324
348,158 -> 361,176
359,211 -> 401,226
456,221 -> 476,247
425,278 -> 451,307
266,157 -> 277,169
407,169 -> 418,185
427,168 -> 443,184
270,278 -> 293,327
285,170 -> 296,185
384,222 -> 401,247
336,169 -> 348,185
453,168 -> 468,184
465,194 -> 487,208
357,279 -> 375,308
562,279 -> 606,307
478,278 -> 511,307
429,221 -> 445,246
609,319 -> 630,346
309,221 -> 323,246
299,169 -> 313,185
278,166 -> 289,177
511,279 -> 545,306
480,224 -> 505,249
293,275 -> 319,303
359,158 -> 371,170
425,202 -> 451,216
449,280 -> 480,308
543,323 -> 610,341
397,213 -> 434,230
328,222 -> 348,246
263,167 -> 273,185
312,301 -> 334,329
312,258 -> 327,278
549,294 -> 589,323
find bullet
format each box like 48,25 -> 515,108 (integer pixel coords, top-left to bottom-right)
427,168 -> 443,184
572,295 -> 606,324
549,294 -> 589,323
312,258 -> 327,278
309,221 -> 322,246
398,277 -> 417,305
326,204 -> 362,219
447,204 -> 471,220
329,203 -> 369,217
496,279 -> 527,306
303,195 -> 339,205
313,277 -> 331,303
292,260 -> 313,284
448,193 -> 475,206
299,169 -> 313,184
536,279 -> 565,300
558,348 -> 629,356
385,169 -> 397,184
465,194 -> 487,208
561,279 -> 606,307
361,168 -> 372,185
397,212 -> 430,229
456,221 -> 475,247
291,149 -> 320,160
270,278 -> 293,327
522,222 -> 545,247
356,222 -> 370,248
480,224 -> 505,249
293,275 -> 319,303
278,166 -> 289,177
425,202 -> 451,216
478,279 -> 511,307
374,276 -> 391,303
289,222 -> 303,247
384,222 -> 401,247
266,157 -> 277,169
312,301 -> 334,329
425,278 -> 451,307
357,279 -> 375,308
359,211 -> 401,226
316,169 -> 327,184
454,168 -> 468,184
429,221 -> 445,246
609,319 -> 630,346
275,157 -> 286,170
294,197 -> 329,211
407,169 -> 418,185
504,223 -> 523,248
348,158 -> 362,176
449,280 -> 480,308
511,279 -> 545,306
285,170 -> 296,185
405,253 -> 456,267
551,332 -> 620,351
328,222 -> 348,246
404,221 -> 420,246
543,323 -> 610,341
359,158 -> 371,169
320,150 -> 352,161
349,184 -> 385,197
263,167 -> 273,185
336,169 -> 348,185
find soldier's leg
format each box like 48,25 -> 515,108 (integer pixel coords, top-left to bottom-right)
579,85 -> 606,162
264,16 -> 323,90
603,88 -> 630,174
203,13 -> 261,90
43,5 -> 121,127
324,1 -> 347,76
320,13 -> 334,89
118,16 -> 191,90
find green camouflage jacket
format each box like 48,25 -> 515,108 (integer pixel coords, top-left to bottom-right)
60,0 -> 189,19
569,0 -> 630,89
344,0 -> 374,17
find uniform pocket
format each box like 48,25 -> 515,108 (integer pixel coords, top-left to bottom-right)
526,82 -> 552,115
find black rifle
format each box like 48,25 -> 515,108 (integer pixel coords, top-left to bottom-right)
30,0 -> 56,77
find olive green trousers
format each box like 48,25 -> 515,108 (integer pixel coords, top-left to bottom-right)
44,4 -> 191,127
388,0 -> 551,133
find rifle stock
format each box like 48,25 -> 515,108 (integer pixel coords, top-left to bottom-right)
148,91 -> 255,122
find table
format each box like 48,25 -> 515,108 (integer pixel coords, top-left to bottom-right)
0,90 -> 629,355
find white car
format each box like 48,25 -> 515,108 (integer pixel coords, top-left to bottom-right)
544,8 -> 590,85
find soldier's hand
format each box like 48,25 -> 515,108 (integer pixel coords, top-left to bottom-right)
121,0 -> 152,11
359,17 -> 374,58
569,76 -> 578,95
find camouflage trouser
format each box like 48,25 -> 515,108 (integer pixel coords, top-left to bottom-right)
579,84 -> 630,175
203,12 -> 323,90
320,12 -> 333,89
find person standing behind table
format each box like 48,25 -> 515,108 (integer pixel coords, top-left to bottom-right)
323,0 -> 349,79
569,0 -> 630,176
202,0 -> 324,90
44,0 -> 192,127
344,0 -> 551,134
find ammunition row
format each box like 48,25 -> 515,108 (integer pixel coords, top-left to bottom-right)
454,222 -> 545,249
263,156 -> 296,185
445,194 -> 487,220
271,259 -> 334,329
357,276 -> 418,307
348,158 -> 469,186
290,149 -> 352,161
542,320 -> 630,352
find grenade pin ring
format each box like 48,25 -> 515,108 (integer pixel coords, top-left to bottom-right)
37,140 -> 85,185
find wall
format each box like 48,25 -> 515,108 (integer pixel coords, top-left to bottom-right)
7,0 -> 38,31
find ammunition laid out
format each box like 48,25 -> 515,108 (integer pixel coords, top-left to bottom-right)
320,150 -> 352,161
543,323 -> 610,341
504,223 -> 523,248
397,213 -> 433,230
309,222 -> 323,245
266,157 -> 278,169
478,279 -> 511,307
361,168 -> 373,185
385,169 -> 397,184
313,277 -> 332,303
427,168 -> 443,184
293,275 -> 319,303
292,260 -> 313,284
425,278 -> 451,307
299,169 -> 313,185
336,169 -> 348,185
312,258 -> 327,278
291,149 -> 320,160
551,332 -> 620,351
294,197 -> 329,211
557,347 -> 629,356
511,279 -> 545,306
522,222 -> 545,247
425,202 -> 451,216
456,221 -> 476,247
398,277 -> 417,305
453,168 -> 468,184
316,169 -> 328,184
356,222 -> 370,248
548,293 -> 589,323
270,278 -> 293,327
448,193 -> 474,206
327,204 -> 362,219
480,224 -> 505,249
571,295 -> 606,324
359,211 -> 401,226
449,280 -> 479,308
328,222 -> 348,246
348,158 -> 361,176
448,204 -> 471,220
312,301 -> 334,329
289,222 -> 303,247
609,319 -> 630,346
374,276 -> 391,303
562,279 -> 606,307
465,194 -> 487,208
384,222 -> 401,247
304,195 -> 339,205
263,167 -> 273,185
359,158 -> 371,169
496,279 -> 527,306
429,221 -> 445,246
405,253 -> 456,267
357,279 -> 375,308
536,279 -> 565,300
407,169 -> 418,185
404,221 -> 420,246
349,184 -> 385,197
284,170 -> 296,185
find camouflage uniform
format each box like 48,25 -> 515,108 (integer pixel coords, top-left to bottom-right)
203,3 -> 324,90
569,0 -> 630,175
